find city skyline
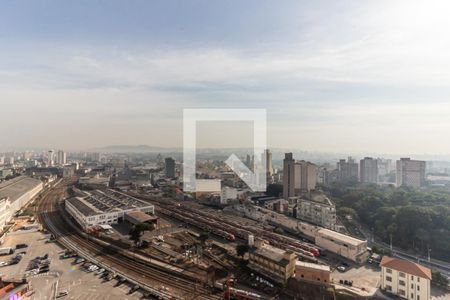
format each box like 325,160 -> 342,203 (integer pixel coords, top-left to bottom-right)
3,1 -> 450,153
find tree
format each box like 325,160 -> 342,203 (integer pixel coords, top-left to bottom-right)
129,222 -> 155,245
432,270 -> 449,287
236,244 -> 250,258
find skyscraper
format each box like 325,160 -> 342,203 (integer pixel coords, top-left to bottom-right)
396,158 -> 426,188
263,149 -> 273,178
47,150 -> 54,167
165,157 -> 176,178
283,153 -> 295,199
360,157 -> 378,183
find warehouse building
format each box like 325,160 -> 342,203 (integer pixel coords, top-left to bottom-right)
295,261 -> 331,284
65,189 -> 155,230
315,228 -> 369,263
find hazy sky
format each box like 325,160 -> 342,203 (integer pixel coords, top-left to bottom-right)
2,0 -> 450,153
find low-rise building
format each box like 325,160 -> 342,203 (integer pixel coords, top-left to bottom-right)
248,240 -> 297,284
315,229 -> 369,263
380,256 -> 431,300
295,261 -> 331,284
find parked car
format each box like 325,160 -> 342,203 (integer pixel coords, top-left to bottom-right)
56,290 -> 68,298
0,261 -> 8,267
15,244 -> 28,249
337,266 -> 346,272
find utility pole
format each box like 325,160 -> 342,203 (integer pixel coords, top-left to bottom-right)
428,247 -> 431,262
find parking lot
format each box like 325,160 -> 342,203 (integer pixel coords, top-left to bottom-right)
330,263 -> 381,297
0,225 -> 143,299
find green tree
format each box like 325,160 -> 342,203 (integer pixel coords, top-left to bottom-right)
432,270 -> 449,287
129,223 -> 155,245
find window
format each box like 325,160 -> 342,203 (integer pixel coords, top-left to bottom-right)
411,275 -> 414,280
386,276 -> 392,282
411,293 -> 414,299
386,268 -> 392,274
417,277 -> 420,282
417,286 -> 420,291
417,296 -> 420,300
399,280 -> 405,286
400,272 -> 406,277
386,285 -> 392,291
411,283 -> 414,289
399,289 -> 405,296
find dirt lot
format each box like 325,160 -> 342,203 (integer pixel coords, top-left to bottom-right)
0,227 -> 142,300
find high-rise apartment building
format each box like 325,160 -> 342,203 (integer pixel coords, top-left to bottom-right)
263,149 -> 273,177
283,153 -> 296,199
57,150 -> 67,165
360,157 -> 378,183
47,150 -> 54,167
283,153 -> 317,199
337,157 -> 359,182
396,158 -> 426,188
165,157 -> 176,179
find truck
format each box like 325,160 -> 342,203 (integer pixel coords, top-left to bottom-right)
0,247 -> 14,256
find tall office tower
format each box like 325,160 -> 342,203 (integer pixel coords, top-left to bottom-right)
283,153 -> 295,199
337,157 -> 359,182
57,150 -> 67,165
165,157 -> 176,179
360,157 -> 378,183
47,150 -> 54,167
263,149 -> 273,177
0,157 -> 4,165
396,158 -> 426,188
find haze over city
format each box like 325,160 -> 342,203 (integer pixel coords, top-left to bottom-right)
3,0 -> 450,153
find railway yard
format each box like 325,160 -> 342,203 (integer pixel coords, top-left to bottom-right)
33,179 -> 224,300
0,178 -> 390,300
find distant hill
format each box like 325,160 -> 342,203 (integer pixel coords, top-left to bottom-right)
92,145 -> 180,153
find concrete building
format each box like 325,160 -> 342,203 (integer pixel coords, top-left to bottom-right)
263,149 -> 273,180
337,157 -> 359,182
47,150 -> 54,167
315,228 -> 369,264
396,158 -> 426,188
283,153 -> 317,199
65,189 -> 154,230
283,153 -> 296,199
295,261 -> 331,284
0,169 -> 13,180
380,256 -> 431,300
164,157 -> 175,178
293,192 -> 336,230
248,239 -> 297,284
360,157 -> 378,183
57,150 -> 67,165
0,176 -> 43,232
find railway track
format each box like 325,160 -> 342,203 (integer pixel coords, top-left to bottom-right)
36,180 -> 219,300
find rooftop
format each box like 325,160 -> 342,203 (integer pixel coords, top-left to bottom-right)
66,197 -> 100,216
67,189 -> 154,217
253,243 -> 294,267
0,176 -> 42,203
318,228 -> 366,247
380,256 -> 432,280
296,261 -> 331,272
125,211 -> 158,224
